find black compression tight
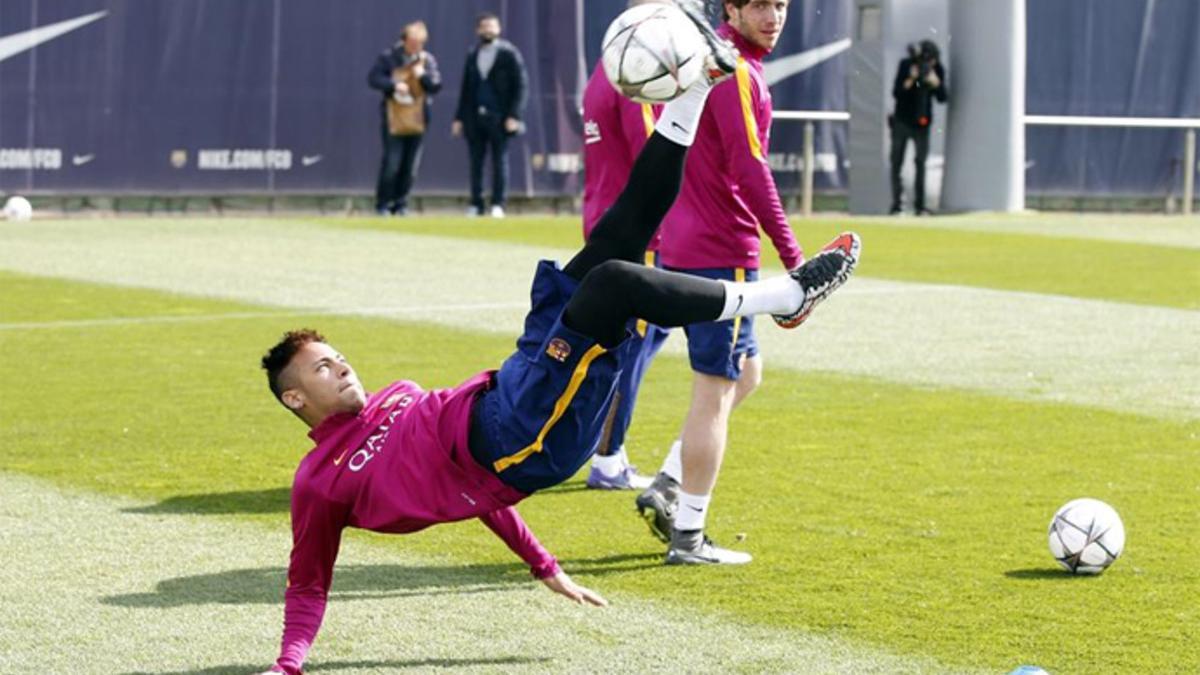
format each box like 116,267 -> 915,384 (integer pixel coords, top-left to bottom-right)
563,132 -> 687,280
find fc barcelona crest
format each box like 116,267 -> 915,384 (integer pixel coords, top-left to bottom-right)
545,338 -> 572,362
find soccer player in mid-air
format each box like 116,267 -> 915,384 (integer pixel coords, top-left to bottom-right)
256,6 -> 860,672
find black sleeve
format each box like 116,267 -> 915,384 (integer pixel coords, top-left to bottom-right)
421,51 -> 443,95
506,46 -> 529,121
891,58 -> 911,99
455,52 -> 473,123
367,52 -> 395,94
932,63 -> 948,102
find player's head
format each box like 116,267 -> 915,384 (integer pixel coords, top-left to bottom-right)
262,329 -> 367,428
476,12 -> 501,43
401,20 -> 428,52
723,0 -> 789,52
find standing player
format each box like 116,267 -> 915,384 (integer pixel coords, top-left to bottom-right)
580,0 -> 667,491
256,7 -> 861,672
636,0 -> 803,565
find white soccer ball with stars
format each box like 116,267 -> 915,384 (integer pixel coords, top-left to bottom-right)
1047,498 -> 1125,574
3,195 -> 32,222
601,3 -> 708,104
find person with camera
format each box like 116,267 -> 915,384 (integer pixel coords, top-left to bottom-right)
889,39 -> 947,215
368,20 -> 443,216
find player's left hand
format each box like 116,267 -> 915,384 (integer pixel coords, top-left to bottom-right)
504,117 -> 521,134
541,571 -> 607,607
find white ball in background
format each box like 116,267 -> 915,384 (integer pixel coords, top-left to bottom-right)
3,195 -> 33,222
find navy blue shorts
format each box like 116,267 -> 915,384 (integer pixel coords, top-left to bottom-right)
665,266 -> 759,380
470,260 -> 627,493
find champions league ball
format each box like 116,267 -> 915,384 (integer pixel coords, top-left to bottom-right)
3,195 -> 32,222
1047,498 -> 1125,574
601,3 -> 707,104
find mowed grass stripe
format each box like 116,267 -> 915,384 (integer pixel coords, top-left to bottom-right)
0,222 -> 1195,419
1,275 -> 1197,673
308,214 -> 1200,309
0,473 -> 945,675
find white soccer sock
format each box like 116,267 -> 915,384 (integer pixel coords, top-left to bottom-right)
654,77 -> 712,146
716,275 -> 804,321
674,490 -> 711,531
659,438 -> 683,483
591,446 -> 627,476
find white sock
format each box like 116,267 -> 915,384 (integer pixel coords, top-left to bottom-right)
591,446 -> 627,476
674,490 -> 711,531
654,77 -> 712,146
716,275 -> 804,321
659,439 -> 683,482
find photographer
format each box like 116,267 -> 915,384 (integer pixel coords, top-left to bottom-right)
889,39 -> 947,215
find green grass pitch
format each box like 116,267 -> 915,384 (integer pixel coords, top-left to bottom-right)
0,213 -> 1197,674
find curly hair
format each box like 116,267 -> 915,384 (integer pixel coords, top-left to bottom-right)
261,329 -> 325,402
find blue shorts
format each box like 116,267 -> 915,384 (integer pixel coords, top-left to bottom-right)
470,260 -> 628,493
665,266 -> 759,380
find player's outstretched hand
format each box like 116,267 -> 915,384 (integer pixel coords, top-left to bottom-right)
541,571 -> 608,607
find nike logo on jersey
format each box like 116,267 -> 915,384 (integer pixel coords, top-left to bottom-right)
671,121 -> 688,134
333,449 -> 349,466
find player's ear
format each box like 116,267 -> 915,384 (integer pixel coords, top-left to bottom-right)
281,389 -> 305,411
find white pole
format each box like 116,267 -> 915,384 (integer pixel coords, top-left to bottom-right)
1185,129 -> 1195,216
803,121 -> 815,217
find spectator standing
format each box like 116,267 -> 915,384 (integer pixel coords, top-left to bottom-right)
368,20 -> 443,216
452,12 -> 529,218
889,39 -> 947,215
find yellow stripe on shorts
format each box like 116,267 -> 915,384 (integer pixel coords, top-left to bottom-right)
492,344 -> 609,472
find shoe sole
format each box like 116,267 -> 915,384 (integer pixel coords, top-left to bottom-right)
636,502 -> 672,543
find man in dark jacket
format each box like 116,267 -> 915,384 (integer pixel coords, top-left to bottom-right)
451,12 -> 529,218
369,20 -> 443,216
889,39 -> 947,215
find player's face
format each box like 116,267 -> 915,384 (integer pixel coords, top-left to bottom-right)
727,0 -> 789,52
281,342 -> 367,426
477,18 -> 501,43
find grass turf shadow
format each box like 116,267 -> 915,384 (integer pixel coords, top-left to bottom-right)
102,554 -> 662,608
122,488 -> 291,515
122,656 -> 551,674
1004,567 -> 1100,580
123,480 -> 597,515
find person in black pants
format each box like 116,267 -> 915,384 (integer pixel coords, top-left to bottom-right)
369,20 -> 443,216
890,40 -> 947,215
451,12 -> 529,218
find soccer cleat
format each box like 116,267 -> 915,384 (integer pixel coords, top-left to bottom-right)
665,532 -> 753,565
586,462 -> 653,491
772,231 -> 861,329
634,472 -> 680,543
672,0 -> 737,83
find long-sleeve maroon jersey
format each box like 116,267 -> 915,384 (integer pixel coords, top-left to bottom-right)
657,24 -> 803,271
273,375 -> 560,674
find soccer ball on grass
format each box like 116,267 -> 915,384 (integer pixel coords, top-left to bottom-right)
3,195 -> 32,222
601,3 -> 708,103
1047,498 -> 1125,574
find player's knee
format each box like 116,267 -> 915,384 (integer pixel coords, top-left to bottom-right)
582,259 -> 640,291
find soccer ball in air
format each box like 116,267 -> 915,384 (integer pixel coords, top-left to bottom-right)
3,195 -> 32,222
601,3 -> 707,103
1047,498 -> 1125,574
